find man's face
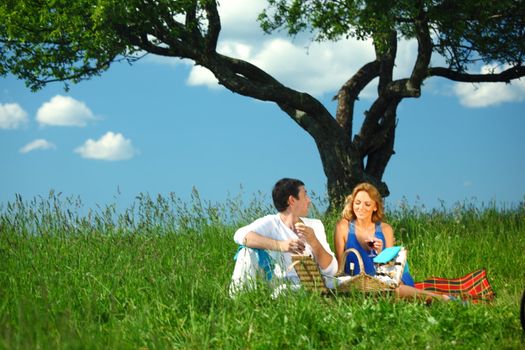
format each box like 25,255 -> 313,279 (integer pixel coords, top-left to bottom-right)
291,186 -> 311,216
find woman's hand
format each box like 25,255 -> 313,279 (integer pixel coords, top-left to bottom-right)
373,238 -> 384,253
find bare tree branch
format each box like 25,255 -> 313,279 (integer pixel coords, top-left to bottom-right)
408,2 -> 433,96
206,53 -> 344,141
203,0 -> 221,52
428,66 -> 525,83
377,30 -> 397,94
333,60 -> 380,138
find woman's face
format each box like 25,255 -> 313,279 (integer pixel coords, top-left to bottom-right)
352,190 -> 377,221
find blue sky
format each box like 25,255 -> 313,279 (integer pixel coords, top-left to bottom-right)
1,0 -> 524,212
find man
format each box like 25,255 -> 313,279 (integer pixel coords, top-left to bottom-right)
229,178 -> 338,296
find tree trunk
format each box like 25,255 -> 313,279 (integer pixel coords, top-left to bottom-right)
317,139 -> 362,212
119,0 -> 495,212
314,130 -> 391,212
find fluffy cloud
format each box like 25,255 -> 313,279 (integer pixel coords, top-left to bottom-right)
187,65 -> 220,88
37,95 -> 96,126
187,37 -> 377,97
0,103 -> 28,129
19,139 -> 57,153
218,0 -> 268,39
182,0 -> 426,98
251,38 -> 375,96
144,0 -> 379,96
74,132 -> 136,161
453,65 -> 525,108
154,0 -> 525,107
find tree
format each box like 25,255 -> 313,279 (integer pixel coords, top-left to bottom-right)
1,0 -> 524,209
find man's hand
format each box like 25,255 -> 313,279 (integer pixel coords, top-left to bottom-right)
278,239 -> 305,254
293,222 -> 318,246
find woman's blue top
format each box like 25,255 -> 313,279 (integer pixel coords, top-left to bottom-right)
344,220 -> 414,286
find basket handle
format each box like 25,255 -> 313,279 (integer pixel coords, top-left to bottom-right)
288,255 -> 314,272
337,248 -> 365,275
287,259 -> 301,273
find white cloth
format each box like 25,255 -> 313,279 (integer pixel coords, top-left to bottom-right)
228,247 -> 264,297
230,214 -> 338,296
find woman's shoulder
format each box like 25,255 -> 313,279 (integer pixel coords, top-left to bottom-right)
380,222 -> 394,236
336,217 -> 349,225
379,221 -> 392,230
335,218 -> 350,232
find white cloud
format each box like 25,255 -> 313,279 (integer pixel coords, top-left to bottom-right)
155,0 -> 516,103
0,103 -> 29,129
19,139 -> 57,153
36,95 -> 96,126
194,0 -> 413,98
187,65 -> 220,88
219,42 -> 253,61
142,0 -> 525,108
187,37 -> 376,97
252,38 -> 375,96
211,0 -> 421,97
453,64 -> 525,108
394,39 -> 419,79
218,0 -> 268,39
145,0 -> 380,97
74,131 -> 137,161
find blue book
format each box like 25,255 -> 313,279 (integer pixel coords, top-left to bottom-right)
373,246 -> 402,264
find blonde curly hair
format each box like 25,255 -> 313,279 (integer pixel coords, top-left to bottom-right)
341,183 -> 385,222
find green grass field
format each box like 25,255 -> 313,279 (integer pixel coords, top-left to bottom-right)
1,191 -> 524,349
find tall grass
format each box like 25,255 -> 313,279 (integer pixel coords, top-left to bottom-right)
1,191 -> 524,349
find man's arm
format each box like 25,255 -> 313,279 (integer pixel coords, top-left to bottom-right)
241,231 -> 305,254
296,220 -> 338,276
233,216 -> 305,254
307,235 -> 335,271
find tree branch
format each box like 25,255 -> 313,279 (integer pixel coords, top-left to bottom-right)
33,57 -> 115,89
364,100 -> 398,180
123,31 -> 175,57
333,60 -> 380,138
365,98 -> 399,157
428,66 -> 525,83
376,30 -> 397,94
348,30 -> 398,159
353,95 -> 389,154
204,53 -> 345,141
407,3 -> 432,97
203,0 -> 221,52
385,79 -> 420,97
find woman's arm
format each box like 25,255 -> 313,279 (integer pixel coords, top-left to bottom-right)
381,222 -> 395,247
334,219 -> 349,269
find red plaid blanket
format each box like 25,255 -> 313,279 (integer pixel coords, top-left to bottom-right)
414,269 -> 495,303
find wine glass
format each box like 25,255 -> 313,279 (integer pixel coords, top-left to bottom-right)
366,237 -> 377,258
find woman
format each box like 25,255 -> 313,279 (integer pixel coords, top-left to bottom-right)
334,182 -> 450,302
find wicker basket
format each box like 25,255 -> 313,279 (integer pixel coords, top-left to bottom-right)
336,248 -> 396,293
289,255 -> 331,294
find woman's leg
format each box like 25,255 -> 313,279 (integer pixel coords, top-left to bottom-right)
395,284 -> 450,302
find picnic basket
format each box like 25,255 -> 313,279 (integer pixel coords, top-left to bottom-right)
289,248 -> 405,294
289,255 -> 331,294
335,248 -> 398,293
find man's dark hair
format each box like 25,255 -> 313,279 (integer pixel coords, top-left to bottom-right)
272,178 -> 305,212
